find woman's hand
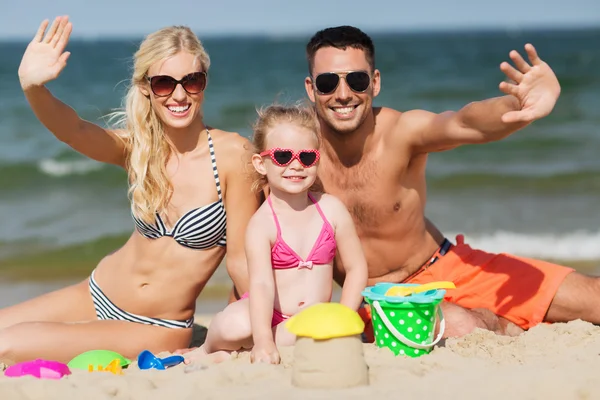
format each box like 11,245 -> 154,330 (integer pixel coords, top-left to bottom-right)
18,16 -> 72,91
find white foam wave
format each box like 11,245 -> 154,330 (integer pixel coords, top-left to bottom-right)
446,230 -> 600,261
38,159 -> 103,177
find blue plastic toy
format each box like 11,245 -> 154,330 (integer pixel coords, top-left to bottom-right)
137,350 -> 184,370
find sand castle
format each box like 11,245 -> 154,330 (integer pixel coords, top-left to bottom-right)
285,302 -> 369,389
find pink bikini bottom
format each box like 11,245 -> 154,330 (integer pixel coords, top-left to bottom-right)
240,292 -> 289,327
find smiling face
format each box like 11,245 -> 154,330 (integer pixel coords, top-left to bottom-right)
252,122 -> 319,195
141,51 -> 206,130
305,46 -> 380,135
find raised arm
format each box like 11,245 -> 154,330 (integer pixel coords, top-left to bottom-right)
328,195 -> 369,311
222,135 -> 261,298
18,17 -> 126,166
406,44 -> 561,154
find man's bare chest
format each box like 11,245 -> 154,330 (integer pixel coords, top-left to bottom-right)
319,161 -> 404,230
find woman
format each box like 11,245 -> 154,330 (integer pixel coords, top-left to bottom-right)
0,16 -> 259,364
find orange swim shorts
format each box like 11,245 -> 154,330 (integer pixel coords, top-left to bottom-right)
358,234 -> 574,342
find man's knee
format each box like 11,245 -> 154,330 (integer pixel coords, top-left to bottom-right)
441,303 -> 524,337
441,302 -> 488,338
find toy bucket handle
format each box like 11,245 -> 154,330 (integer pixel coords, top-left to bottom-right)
372,300 -> 445,350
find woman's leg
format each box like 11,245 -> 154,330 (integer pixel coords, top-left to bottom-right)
0,319 -> 192,365
0,279 -> 95,330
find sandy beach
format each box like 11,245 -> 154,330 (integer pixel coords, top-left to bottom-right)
1,314 -> 599,400
1,27 -> 599,399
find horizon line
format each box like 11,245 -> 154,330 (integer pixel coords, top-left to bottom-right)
0,23 -> 598,42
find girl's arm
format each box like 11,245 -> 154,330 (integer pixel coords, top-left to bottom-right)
245,215 -> 276,348
329,196 -> 369,310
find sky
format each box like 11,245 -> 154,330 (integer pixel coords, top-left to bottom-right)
1,0 -> 599,39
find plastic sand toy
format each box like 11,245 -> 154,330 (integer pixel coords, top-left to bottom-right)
137,350 -> 185,370
362,283 -> 448,357
88,359 -> 124,375
67,350 -> 131,371
285,302 -> 365,340
4,359 -> 71,379
384,281 -> 456,297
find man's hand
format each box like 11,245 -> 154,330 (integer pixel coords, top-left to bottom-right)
499,44 -> 561,124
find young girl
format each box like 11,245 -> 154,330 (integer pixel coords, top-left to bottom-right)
193,104 -> 368,364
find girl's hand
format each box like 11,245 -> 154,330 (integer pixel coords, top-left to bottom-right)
250,340 -> 281,364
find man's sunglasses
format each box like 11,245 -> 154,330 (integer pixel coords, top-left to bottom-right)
260,148 -> 320,168
147,72 -> 207,97
313,71 -> 371,95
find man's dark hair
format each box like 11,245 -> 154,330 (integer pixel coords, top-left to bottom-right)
306,26 -> 375,75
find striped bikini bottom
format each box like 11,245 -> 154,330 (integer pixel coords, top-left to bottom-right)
88,270 -> 194,329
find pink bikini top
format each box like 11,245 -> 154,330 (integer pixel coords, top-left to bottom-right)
268,193 -> 337,270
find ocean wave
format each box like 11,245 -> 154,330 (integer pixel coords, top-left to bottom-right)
446,230 -> 600,261
0,159 -> 125,192
38,158 -> 104,177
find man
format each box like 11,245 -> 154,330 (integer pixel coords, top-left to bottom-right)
304,25 -> 598,340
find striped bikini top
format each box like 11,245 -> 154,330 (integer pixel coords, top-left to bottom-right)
132,129 -> 227,250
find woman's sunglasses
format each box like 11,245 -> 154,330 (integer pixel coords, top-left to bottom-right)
313,71 -> 371,95
260,148 -> 320,168
147,72 -> 207,97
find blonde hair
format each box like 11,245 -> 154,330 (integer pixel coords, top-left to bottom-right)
250,103 -> 322,193
110,26 -> 210,223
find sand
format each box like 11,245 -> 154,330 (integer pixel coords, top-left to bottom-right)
1,316 -> 600,400
292,335 -> 369,388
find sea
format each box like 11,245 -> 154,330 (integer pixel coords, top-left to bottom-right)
0,28 -> 599,306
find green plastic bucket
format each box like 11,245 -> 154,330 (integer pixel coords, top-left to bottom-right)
362,283 -> 445,357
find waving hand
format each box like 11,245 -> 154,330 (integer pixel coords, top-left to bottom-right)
498,44 -> 561,124
18,16 -> 73,90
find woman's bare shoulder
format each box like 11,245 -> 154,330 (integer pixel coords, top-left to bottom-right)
209,128 -> 253,175
208,128 -> 251,153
